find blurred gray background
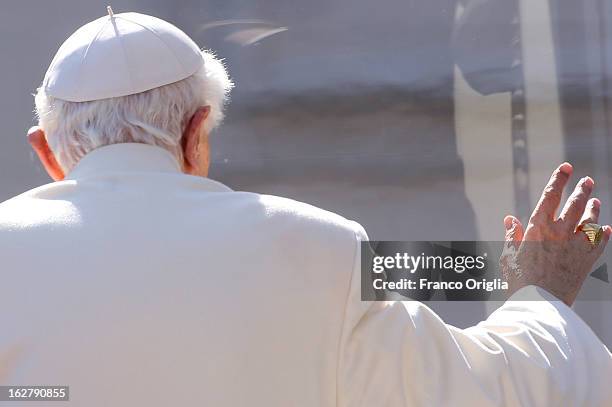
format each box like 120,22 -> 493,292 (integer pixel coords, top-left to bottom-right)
2,1 -> 612,344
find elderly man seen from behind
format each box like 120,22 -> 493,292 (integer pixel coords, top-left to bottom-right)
0,10 -> 610,407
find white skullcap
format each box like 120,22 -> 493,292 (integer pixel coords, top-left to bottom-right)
42,8 -> 204,102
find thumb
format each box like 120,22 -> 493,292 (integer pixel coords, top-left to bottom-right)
504,215 -> 524,249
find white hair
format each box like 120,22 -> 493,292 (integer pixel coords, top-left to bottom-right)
34,50 -> 233,172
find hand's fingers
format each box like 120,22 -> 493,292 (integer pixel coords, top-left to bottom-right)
558,176 -> 594,229
531,163 -> 573,223
504,215 -> 524,250
577,198 -> 600,226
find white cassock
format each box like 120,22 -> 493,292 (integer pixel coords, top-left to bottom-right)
0,143 -> 609,406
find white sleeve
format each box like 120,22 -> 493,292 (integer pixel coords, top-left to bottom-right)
337,228 -> 612,406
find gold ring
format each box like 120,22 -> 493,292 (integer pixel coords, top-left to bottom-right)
576,222 -> 604,246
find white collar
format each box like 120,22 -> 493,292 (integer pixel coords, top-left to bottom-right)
66,143 -> 232,192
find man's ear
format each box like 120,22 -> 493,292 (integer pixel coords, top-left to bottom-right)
181,106 -> 211,175
27,126 -> 65,181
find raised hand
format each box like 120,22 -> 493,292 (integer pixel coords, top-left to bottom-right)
501,163 -> 611,305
